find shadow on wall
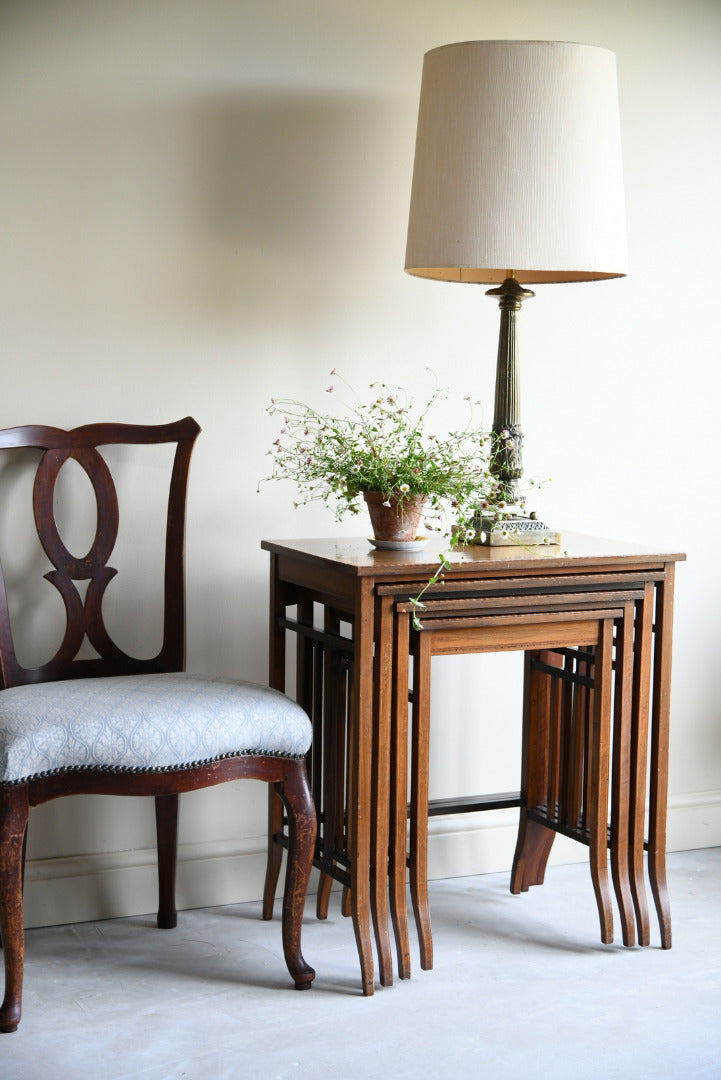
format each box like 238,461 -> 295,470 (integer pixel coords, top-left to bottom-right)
5,85 -> 411,335
188,89 -> 412,315
195,90 -> 409,252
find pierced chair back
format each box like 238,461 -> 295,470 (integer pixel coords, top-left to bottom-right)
0,418 -> 197,688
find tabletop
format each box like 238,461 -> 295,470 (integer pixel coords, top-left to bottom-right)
262,533 -> 686,581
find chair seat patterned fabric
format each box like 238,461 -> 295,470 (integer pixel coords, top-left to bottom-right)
0,673 -> 312,784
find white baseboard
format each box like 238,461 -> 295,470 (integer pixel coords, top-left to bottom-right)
23,836 -> 278,930
426,788 -> 721,880
22,789 -> 721,929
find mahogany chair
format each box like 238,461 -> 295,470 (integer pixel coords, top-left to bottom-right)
0,418 -> 316,1033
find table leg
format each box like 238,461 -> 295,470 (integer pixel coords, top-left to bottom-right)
371,595 -> 394,986
263,554 -> 289,918
589,619 -> 614,945
409,630 -> 433,970
316,608 -> 342,921
390,607 -> 412,978
629,582 -> 654,945
511,651 -> 556,893
648,565 -> 676,949
610,601 -> 636,946
347,579 -> 376,994
341,647 -> 353,920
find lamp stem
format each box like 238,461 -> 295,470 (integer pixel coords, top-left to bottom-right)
486,274 -> 534,504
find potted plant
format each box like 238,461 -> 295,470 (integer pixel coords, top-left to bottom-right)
260,370 -> 535,548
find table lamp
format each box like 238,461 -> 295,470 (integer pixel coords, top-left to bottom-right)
405,40 -> 627,544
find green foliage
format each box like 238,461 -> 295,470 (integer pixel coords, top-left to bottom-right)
261,370 -> 526,543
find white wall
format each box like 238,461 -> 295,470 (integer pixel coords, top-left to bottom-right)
1,0 -> 719,927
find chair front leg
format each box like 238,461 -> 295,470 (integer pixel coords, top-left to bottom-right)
155,793 -> 179,929
0,785 -> 30,1033
277,766 -> 316,990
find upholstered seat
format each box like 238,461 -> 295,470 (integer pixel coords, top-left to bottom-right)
0,674 -> 311,785
0,419 -> 317,1033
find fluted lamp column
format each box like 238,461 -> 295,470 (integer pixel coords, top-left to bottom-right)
405,40 -> 628,544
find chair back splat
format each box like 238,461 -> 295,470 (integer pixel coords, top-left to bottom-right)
0,419 -> 315,1033
0,418 -> 198,687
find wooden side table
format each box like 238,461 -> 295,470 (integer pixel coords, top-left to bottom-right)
261,534 -> 684,993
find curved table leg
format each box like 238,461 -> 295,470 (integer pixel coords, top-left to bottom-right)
648,567 -> 676,949
409,632 -> 433,970
589,619 -> 615,944
610,603 -> 636,946
371,595 -> 394,986
348,579 -> 377,994
511,652 -> 556,893
629,585 -> 654,946
390,609 -> 411,978
316,873 -> 333,920
511,816 -> 556,893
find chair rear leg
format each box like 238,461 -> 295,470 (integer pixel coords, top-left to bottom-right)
0,786 -> 29,1033
155,794 -> 179,930
262,788 -> 285,920
277,767 -> 316,990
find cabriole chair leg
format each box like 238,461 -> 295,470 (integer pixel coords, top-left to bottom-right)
0,787 -> 29,1034
278,769 -> 316,990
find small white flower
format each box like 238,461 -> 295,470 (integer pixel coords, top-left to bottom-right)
399,483 -> 410,493
382,500 -> 391,507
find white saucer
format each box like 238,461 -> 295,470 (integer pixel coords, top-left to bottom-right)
368,536 -> 431,551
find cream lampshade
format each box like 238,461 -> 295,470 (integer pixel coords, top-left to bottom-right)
405,40 -> 628,542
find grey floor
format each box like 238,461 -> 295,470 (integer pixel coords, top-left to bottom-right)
3,848 -> 720,1080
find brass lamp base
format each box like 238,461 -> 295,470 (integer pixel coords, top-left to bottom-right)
477,274 -> 560,548
471,512 -> 561,547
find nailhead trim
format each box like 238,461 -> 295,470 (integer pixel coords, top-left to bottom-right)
2,748 -> 306,788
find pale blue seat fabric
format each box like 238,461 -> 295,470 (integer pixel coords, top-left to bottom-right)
0,673 -> 312,785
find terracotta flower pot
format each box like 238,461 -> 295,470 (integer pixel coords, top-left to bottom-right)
363,491 -> 427,542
